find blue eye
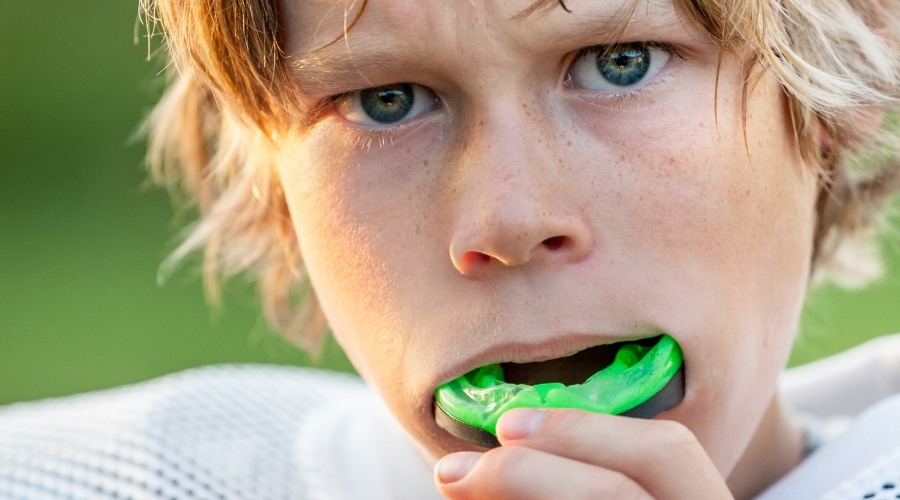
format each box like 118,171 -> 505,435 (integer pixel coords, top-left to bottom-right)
569,43 -> 671,91
337,83 -> 439,126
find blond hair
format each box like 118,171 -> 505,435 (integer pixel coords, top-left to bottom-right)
140,0 -> 900,351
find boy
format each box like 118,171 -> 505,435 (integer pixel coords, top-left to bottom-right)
3,0 -> 900,498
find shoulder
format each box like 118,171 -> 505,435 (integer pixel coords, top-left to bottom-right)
758,393 -> 900,499
782,333 -> 900,418
0,364 -> 367,499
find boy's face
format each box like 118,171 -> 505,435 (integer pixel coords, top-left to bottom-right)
276,0 -> 818,476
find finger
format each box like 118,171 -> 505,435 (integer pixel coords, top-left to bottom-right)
435,447 -> 653,500
495,409 -> 732,500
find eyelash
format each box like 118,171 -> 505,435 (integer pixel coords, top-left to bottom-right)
311,41 -> 683,135
343,128 -> 397,151
571,41 -> 680,65
310,93 -> 348,123
563,41 -> 682,109
310,87 -> 438,143
575,74 -> 671,111
305,92 -> 391,149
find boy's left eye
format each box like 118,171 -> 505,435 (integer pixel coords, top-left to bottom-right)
568,42 -> 672,91
335,83 -> 440,126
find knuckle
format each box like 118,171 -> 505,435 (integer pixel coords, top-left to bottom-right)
655,419 -> 697,447
649,419 -> 703,462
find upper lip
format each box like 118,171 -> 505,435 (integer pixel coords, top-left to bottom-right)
433,332 -> 663,388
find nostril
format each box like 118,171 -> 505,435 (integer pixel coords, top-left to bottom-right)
541,236 -> 566,251
460,251 -> 492,267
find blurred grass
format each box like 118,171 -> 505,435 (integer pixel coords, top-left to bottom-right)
0,1 -> 353,406
0,0 -> 898,406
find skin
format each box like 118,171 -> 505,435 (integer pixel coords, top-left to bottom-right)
275,0 -> 818,497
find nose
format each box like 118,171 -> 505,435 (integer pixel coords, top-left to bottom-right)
448,109 -> 593,277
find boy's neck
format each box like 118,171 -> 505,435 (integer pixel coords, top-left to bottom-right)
727,395 -> 806,499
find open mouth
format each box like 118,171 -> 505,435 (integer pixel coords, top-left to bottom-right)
434,334 -> 684,448
500,336 -> 661,386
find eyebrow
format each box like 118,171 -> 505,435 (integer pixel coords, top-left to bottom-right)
512,0 -> 572,20
287,0 -> 682,98
288,31 -> 404,98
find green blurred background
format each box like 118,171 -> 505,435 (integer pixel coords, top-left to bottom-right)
1,1 -> 899,406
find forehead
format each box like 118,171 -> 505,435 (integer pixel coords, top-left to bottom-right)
284,0 -> 679,46
296,0 -> 674,42
281,0 -> 689,95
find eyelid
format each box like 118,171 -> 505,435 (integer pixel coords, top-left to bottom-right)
562,41 -> 684,89
574,41 -> 678,58
307,93 -> 345,124
309,83 -> 441,132
562,41 -> 683,86
570,41 -> 683,63
562,41 -> 685,111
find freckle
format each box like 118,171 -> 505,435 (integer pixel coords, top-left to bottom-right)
567,141 -> 572,146
423,159 -> 429,167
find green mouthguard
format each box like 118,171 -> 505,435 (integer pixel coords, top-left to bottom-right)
434,334 -> 683,447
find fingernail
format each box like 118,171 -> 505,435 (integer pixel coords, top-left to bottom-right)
435,452 -> 481,484
498,408 -> 547,440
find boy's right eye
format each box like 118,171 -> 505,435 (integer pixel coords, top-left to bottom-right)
334,83 -> 440,126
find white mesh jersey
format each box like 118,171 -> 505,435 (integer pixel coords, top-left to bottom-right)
757,394 -> 900,500
758,333 -> 900,500
3,333 -> 900,499
0,365 -> 440,500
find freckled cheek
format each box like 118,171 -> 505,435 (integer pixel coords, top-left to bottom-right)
600,105 -> 805,258
570,112 -> 731,249
276,130 -> 443,373
639,146 -> 809,276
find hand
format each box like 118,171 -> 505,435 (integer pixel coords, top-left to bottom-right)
434,408 -> 733,499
